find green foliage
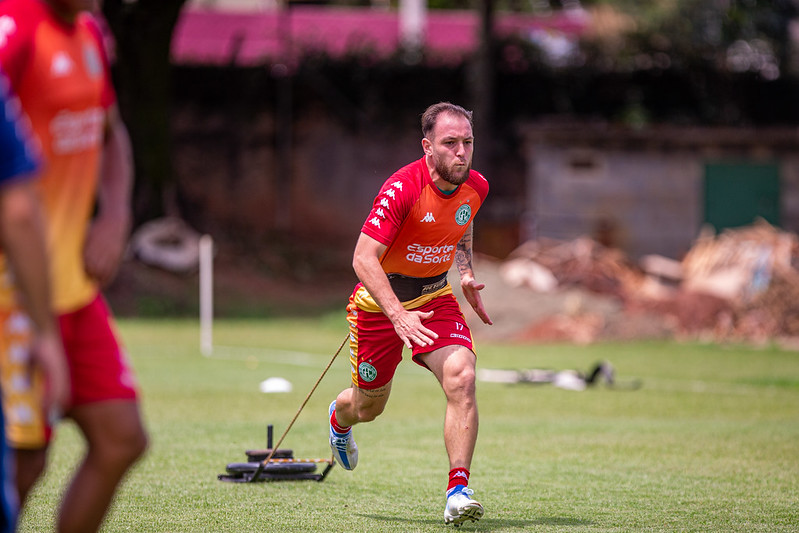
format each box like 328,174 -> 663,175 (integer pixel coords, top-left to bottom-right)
583,0 -> 797,78
17,319 -> 799,532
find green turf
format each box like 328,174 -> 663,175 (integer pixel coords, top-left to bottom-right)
16,317 -> 799,532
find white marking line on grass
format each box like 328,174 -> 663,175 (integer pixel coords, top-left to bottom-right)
202,345 -> 427,376
646,377 -> 785,397
208,345 -> 320,367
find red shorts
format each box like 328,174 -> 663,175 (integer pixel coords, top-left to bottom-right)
0,293 -> 138,447
346,291 -> 474,389
59,294 -> 139,407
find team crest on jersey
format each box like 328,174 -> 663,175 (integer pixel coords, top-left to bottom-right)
358,362 -> 377,383
455,204 -> 471,226
82,43 -> 103,79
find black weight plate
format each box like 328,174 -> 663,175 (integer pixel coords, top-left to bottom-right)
226,461 -> 317,474
263,462 -> 317,474
245,448 -> 293,461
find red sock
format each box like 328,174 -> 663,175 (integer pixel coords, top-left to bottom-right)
330,408 -> 351,434
447,467 -> 470,492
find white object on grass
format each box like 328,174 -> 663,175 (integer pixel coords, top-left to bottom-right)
553,370 -> 586,391
260,377 -> 293,393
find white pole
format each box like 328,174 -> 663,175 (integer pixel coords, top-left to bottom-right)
399,0 -> 426,54
199,234 -> 214,356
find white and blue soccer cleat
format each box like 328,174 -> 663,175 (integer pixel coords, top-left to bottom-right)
444,485 -> 484,526
328,400 -> 358,470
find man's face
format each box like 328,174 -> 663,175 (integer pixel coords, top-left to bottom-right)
424,112 -> 474,187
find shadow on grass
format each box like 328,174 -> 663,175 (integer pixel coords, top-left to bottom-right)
357,513 -> 592,528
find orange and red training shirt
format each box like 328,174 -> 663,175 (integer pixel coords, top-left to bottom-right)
351,157 -> 489,311
0,0 -> 114,312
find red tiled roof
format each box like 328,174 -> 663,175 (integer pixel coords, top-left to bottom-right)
171,6 -> 588,66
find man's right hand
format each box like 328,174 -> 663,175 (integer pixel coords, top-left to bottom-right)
29,331 -> 69,418
390,309 -> 439,349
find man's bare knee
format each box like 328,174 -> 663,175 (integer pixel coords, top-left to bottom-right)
118,427 -> 148,464
356,403 -> 385,423
351,395 -> 386,422
74,403 -> 148,469
102,424 -> 148,467
443,363 -> 476,401
351,383 -> 391,423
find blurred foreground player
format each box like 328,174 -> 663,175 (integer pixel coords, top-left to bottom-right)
0,68 -> 69,533
327,102 -> 493,526
0,1 -> 148,531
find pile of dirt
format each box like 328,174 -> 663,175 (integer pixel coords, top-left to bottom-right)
460,219 -> 799,346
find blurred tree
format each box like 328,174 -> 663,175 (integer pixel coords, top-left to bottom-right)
581,0 -> 799,78
102,0 -> 188,223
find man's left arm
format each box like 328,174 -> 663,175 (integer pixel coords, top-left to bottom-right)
83,105 -> 133,287
455,222 -> 492,325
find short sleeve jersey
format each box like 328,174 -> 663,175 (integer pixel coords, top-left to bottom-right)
361,157 -> 489,279
0,0 -> 114,312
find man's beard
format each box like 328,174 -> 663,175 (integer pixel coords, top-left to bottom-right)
435,158 -> 471,186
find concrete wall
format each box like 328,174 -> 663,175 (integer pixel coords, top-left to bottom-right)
523,124 -> 799,260
528,145 -> 702,259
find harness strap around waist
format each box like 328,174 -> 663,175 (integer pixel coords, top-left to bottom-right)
387,271 -> 449,302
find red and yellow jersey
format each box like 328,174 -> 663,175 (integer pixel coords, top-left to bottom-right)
0,0 -> 113,312
354,157 -> 488,310
362,157 -> 489,277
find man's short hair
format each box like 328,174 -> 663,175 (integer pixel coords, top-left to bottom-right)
421,102 -> 473,139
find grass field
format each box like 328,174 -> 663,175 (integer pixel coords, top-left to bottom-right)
16,315 -> 799,532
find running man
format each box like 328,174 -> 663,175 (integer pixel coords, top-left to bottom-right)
0,1 -> 148,532
328,102 -> 493,526
0,67 -> 68,533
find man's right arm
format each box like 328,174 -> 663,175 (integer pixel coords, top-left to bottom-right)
0,182 -> 51,336
352,232 -> 438,349
0,181 -> 69,414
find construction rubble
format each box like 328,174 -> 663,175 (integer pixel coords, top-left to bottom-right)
469,219 -> 799,346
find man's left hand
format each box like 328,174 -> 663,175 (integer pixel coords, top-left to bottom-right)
461,277 -> 493,325
84,215 -> 129,287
